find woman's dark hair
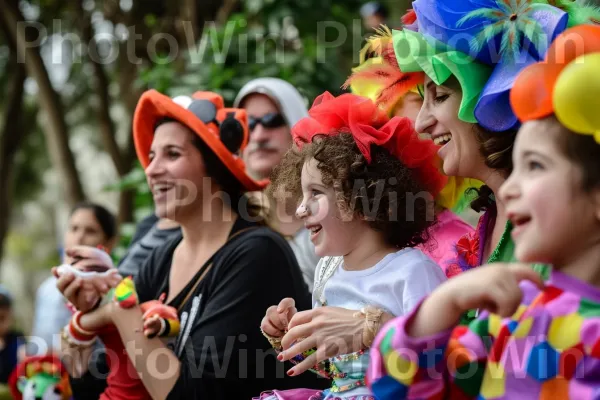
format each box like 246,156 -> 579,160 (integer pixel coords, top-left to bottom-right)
468,125 -> 518,213
0,290 -> 12,310
70,202 -> 117,239
269,133 -> 436,249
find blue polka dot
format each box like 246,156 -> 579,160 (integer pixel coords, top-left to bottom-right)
371,375 -> 408,399
526,341 -> 560,382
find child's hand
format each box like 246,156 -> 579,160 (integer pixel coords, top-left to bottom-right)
409,264 -> 544,337
261,298 -> 297,338
140,299 -> 179,338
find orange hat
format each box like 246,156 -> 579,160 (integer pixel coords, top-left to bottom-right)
133,90 -> 269,192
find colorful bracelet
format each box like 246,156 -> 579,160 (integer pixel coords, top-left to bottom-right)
62,324 -> 96,348
71,311 -> 96,337
161,318 -> 180,338
114,276 -> 139,308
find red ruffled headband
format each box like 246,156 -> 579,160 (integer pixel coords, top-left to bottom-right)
292,92 -> 447,196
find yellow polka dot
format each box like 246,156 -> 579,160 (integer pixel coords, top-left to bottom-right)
385,351 -> 417,386
513,304 -> 527,320
548,313 -> 583,351
489,314 -> 501,338
513,317 -> 534,338
480,362 -> 506,398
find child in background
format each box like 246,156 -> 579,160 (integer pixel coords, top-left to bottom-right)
368,25 -> 600,399
0,287 -> 24,384
258,92 -> 447,400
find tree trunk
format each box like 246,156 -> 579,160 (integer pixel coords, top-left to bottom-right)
77,4 -> 135,223
0,53 -> 28,266
0,0 -> 85,207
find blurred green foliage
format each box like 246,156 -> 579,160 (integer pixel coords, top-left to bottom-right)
110,0 -> 378,259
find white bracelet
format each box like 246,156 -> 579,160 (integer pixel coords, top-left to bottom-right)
62,326 -> 96,348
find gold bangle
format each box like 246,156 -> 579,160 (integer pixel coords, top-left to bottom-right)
354,306 -> 384,348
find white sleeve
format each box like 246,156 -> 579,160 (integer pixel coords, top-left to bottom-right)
401,258 -> 447,315
31,277 -> 72,353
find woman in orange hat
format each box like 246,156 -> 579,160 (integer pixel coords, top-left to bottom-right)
54,90 -> 325,399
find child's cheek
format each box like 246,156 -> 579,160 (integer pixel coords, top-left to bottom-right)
308,197 -> 331,221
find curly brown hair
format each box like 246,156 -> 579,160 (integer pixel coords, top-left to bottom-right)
269,132 -> 437,249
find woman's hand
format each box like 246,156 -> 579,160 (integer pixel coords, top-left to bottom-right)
409,263 -> 544,338
79,303 -> 115,331
54,245 -> 121,312
261,298 -> 297,338
278,306 -> 366,375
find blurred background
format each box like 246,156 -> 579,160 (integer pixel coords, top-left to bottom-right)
0,0 -> 412,334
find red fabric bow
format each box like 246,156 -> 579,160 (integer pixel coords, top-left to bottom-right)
292,92 -> 447,197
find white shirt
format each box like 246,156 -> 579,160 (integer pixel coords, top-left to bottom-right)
311,248 -> 446,399
31,276 -> 72,353
314,247 -> 446,315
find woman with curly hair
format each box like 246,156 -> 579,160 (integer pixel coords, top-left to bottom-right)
370,0 -> 600,323
388,0 -> 591,285
391,0 -> 600,291
256,92 -> 448,400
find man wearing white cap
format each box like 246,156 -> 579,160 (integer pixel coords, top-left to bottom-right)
234,78 -> 319,291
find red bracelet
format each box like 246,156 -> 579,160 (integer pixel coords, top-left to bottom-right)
68,321 -> 96,342
70,312 -> 96,338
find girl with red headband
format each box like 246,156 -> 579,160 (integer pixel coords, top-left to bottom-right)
257,92 -> 448,400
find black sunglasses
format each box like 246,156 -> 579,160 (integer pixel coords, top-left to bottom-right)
248,113 -> 286,131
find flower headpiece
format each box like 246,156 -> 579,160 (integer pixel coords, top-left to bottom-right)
343,26 -> 425,115
344,31 -> 482,212
511,24 -> 600,142
394,0 -> 599,132
292,92 -> 447,196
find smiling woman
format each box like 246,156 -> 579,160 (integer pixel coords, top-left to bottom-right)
387,0 -> 578,291
54,90 -> 325,399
